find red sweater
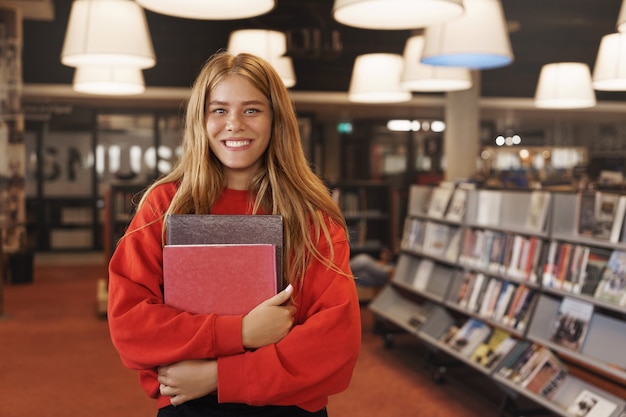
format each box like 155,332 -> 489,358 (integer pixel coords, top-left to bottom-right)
107,182 -> 361,412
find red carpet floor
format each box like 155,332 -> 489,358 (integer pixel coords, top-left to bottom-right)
0,263 -> 503,417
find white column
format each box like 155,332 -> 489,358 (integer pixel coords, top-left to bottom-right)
444,71 -> 481,182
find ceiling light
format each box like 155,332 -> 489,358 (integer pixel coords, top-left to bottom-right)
348,53 -> 412,103
136,0 -> 275,20
227,30 -> 296,88
73,66 -> 145,95
618,0 -> 626,32
592,32 -> 626,91
400,35 -> 472,92
421,0 -> 513,70
61,0 -> 155,69
534,62 -> 596,109
332,0 -> 464,30
228,29 -> 287,59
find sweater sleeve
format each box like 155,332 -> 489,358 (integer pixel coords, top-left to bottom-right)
107,183 -> 245,371
216,220 -> 362,412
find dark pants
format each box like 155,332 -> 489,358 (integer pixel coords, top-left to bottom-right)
157,395 -> 328,417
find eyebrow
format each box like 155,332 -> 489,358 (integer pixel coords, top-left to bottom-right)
208,99 -> 267,106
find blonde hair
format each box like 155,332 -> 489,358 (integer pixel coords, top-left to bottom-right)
137,51 -> 347,285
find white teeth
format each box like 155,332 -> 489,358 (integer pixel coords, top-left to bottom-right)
225,140 -> 250,147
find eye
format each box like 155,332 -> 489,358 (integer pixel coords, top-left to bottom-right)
212,108 -> 226,114
244,108 -> 259,114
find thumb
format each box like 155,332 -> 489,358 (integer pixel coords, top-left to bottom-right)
265,284 -> 293,306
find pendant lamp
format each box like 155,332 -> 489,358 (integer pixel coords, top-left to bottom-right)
421,0 -> 513,70
617,0 -> 626,32
534,62 -> 596,109
348,53 -> 412,103
592,32 -> 626,91
73,66 -> 145,95
61,0 -> 155,69
136,0 -> 275,20
401,35 -> 472,92
332,0 -> 464,30
227,29 -> 296,88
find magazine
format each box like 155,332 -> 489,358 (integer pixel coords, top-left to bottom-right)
594,250 -> 626,306
549,296 -> 594,351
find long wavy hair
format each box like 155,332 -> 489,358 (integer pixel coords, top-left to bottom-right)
137,51 -> 348,285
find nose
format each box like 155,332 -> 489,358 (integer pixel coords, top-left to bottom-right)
226,113 -> 244,131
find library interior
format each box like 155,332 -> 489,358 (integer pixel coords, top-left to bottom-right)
3,1 -> 626,417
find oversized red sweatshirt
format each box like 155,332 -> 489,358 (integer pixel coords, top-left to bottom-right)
107,182 -> 361,412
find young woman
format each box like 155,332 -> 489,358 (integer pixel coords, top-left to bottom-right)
107,51 -> 361,417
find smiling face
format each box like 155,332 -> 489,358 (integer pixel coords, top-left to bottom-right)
206,74 -> 272,190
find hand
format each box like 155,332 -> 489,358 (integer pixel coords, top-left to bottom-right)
242,284 -> 296,349
158,359 -> 217,406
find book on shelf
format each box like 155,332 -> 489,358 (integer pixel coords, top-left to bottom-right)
592,192 -> 620,241
504,285 -> 536,331
444,187 -> 468,222
443,227 -> 463,262
166,214 -> 284,288
427,182 -> 455,218
475,190 -> 502,226
466,272 -> 487,313
498,341 -> 542,381
610,195 -> 626,243
521,349 -> 567,399
577,191 -> 597,237
565,244 -> 590,294
496,339 -> 534,379
469,328 -> 516,370
594,249 -> 626,306
402,218 -> 426,252
422,222 -> 452,257
412,259 -> 434,291
566,388 -> 619,417
478,277 -> 503,318
492,281 -> 517,322
549,296 -> 594,352
163,243 -> 278,315
446,318 -> 491,357
524,190 -> 551,232
579,247 -> 612,297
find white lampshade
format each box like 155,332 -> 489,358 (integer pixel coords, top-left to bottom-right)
421,0 -> 513,70
534,62 -> 596,109
617,0 -> 626,32
61,0 -> 155,69
273,56 -> 296,88
332,0 -> 464,30
136,0 -> 275,20
401,35 -> 472,92
349,53 -> 412,103
592,32 -> 626,91
227,29 -> 287,58
73,66 -> 145,95
227,29 -> 296,87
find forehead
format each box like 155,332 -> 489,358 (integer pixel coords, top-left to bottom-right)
209,74 -> 268,104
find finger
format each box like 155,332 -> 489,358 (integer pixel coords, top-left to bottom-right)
264,284 -> 293,306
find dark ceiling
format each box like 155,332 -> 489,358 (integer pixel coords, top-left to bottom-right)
21,0 -> 626,104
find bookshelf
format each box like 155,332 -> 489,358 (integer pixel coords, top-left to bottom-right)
369,185 -> 626,417
104,184 -> 147,259
330,180 -> 397,256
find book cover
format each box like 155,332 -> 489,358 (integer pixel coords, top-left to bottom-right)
470,328 -> 512,368
412,259 -> 434,291
422,222 -> 451,256
163,243 -> 278,315
577,191 -> 597,237
523,353 -> 567,398
524,191 -> 551,232
427,183 -> 455,218
549,296 -> 594,351
610,195 -> 626,243
594,249 -> 626,306
579,247 -> 612,296
166,214 -> 284,288
446,318 -> 491,357
444,187 -> 468,222
566,389 -> 618,417
593,192 -> 620,240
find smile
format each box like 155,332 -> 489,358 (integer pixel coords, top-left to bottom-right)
224,140 -> 251,148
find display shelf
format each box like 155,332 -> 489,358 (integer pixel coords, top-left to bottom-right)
369,185 -> 626,417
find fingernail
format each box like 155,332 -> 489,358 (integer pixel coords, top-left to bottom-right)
285,284 -> 293,294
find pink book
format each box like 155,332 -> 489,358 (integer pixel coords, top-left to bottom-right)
163,243 -> 277,315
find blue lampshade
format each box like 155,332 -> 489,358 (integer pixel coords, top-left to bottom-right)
421,0 -> 513,70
